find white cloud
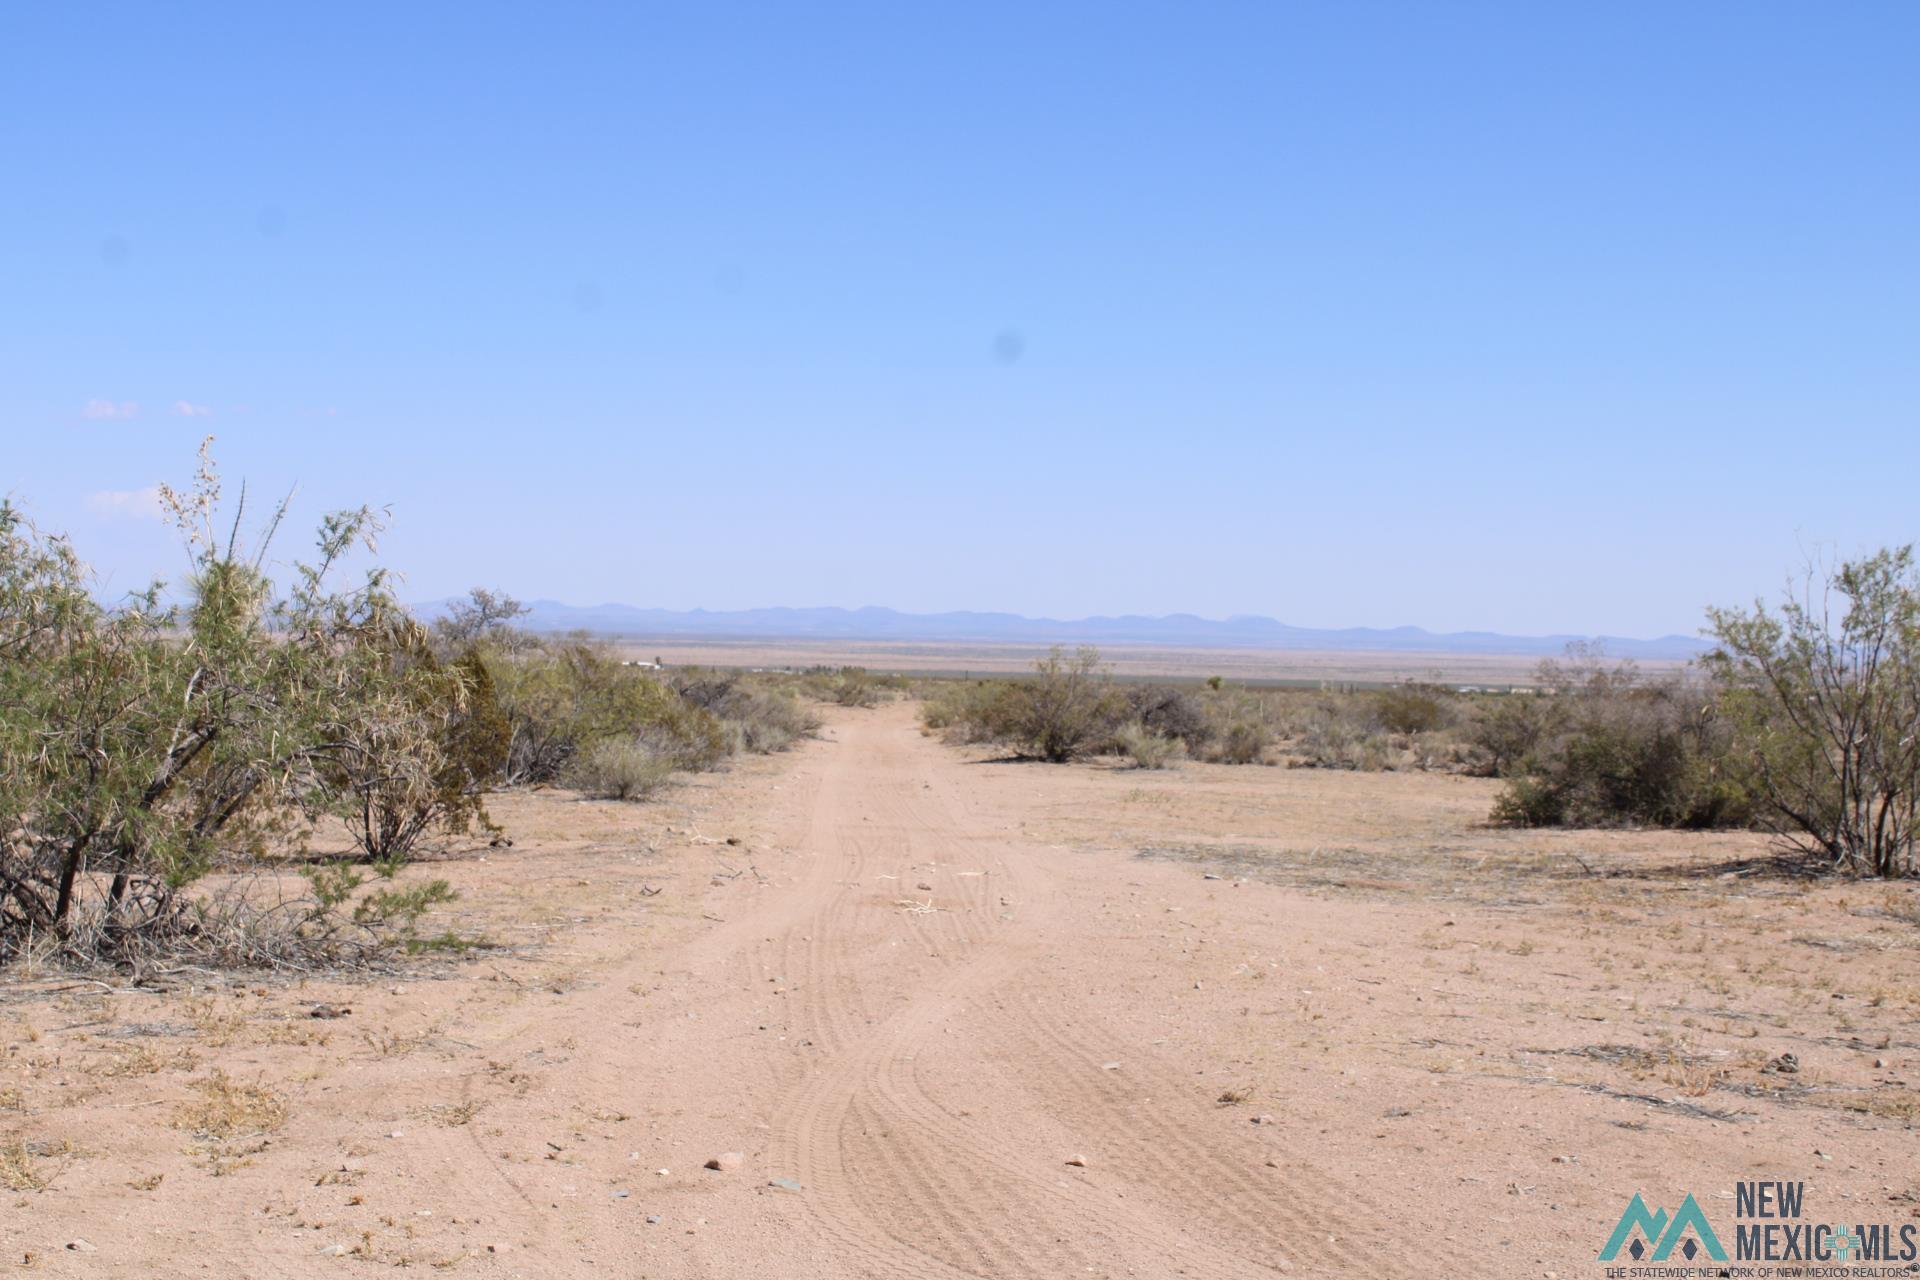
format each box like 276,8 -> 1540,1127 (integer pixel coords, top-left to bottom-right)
171,400 -> 213,418
85,486 -> 165,521
81,398 -> 139,420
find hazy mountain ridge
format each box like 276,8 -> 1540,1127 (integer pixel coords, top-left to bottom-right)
416,600 -> 1710,660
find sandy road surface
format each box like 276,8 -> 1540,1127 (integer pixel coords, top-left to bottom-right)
456,704 -> 1431,1277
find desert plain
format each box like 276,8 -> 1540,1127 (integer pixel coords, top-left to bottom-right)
3,700 -> 1916,1278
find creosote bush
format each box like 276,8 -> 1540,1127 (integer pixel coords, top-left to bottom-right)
1487,648 -> 1751,830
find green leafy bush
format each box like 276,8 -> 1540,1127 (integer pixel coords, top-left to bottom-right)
0,443 -> 470,966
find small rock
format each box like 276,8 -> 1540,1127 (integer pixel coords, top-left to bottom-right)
655,1168 -> 670,1177
309,1004 -> 351,1019
1251,1114 -> 1275,1126
1874,1058 -> 1888,1069
66,1240 -> 97,1254
916,882 -> 934,891
486,1244 -> 510,1255
318,1244 -> 348,1257
646,1216 -> 662,1226
769,1177 -> 803,1192
1100,1062 -> 1122,1071
1764,1053 -> 1801,1075
705,1152 -> 744,1172
1065,1155 -> 1088,1167
612,1189 -> 630,1199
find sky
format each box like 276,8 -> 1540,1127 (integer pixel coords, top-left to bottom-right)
3,2 -> 1915,639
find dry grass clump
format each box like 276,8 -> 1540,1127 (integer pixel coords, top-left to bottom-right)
427,1099 -> 482,1127
566,739 -> 677,801
360,1026 -> 438,1058
0,1135 -> 50,1190
1115,724 -> 1186,770
173,1070 -> 288,1140
91,1043 -> 200,1078
182,998 -> 251,1047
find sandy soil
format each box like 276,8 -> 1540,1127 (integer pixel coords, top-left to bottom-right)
4,703 -> 1916,1277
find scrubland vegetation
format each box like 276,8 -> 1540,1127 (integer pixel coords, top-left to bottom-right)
921,546 -> 1920,880
4,442 -> 1913,988
0,445 -> 818,972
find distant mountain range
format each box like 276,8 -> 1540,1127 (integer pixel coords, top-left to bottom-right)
416,600 -> 1710,661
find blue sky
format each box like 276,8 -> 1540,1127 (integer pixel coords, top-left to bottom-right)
3,2 -> 1914,638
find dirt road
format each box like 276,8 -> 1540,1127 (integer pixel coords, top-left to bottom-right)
446,703 -> 1434,1277
13,703 -> 1916,1276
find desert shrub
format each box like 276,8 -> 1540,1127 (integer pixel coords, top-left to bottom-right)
430,588 -> 529,655
489,644 -> 730,782
1466,694 -> 1553,777
915,648 -> 1123,762
999,647 -> 1126,762
1296,713 -> 1398,771
670,673 -> 821,754
1124,685 -> 1212,752
723,686 -> 822,753
801,667 -> 891,707
1372,683 -> 1452,735
1115,723 -> 1186,770
1490,649 -> 1751,829
920,680 -> 1024,743
0,443 -> 464,967
566,739 -> 676,801
327,633 -> 507,862
1705,547 -> 1920,877
1489,775 -> 1562,827
441,649 -> 512,793
1217,720 -> 1270,765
